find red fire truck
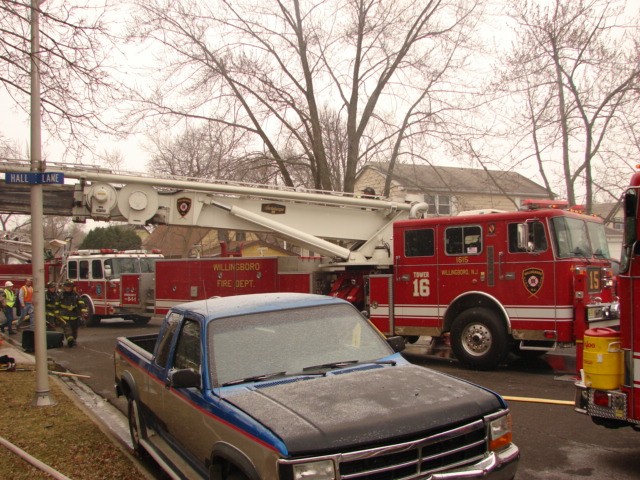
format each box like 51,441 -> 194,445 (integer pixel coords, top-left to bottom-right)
575,172 -> 639,431
0,162 -> 619,369
65,249 -> 164,325
0,249 -> 163,326
362,203 -> 617,369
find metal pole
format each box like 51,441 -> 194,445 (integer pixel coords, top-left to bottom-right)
30,0 -> 55,407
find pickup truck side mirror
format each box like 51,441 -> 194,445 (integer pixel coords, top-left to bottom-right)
386,336 -> 406,353
169,368 -> 201,389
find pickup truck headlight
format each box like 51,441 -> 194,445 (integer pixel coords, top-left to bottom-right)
292,459 -> 335,479
488,413 -> 513,451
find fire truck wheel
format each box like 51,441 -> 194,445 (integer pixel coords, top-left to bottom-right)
82,298 -> 101,327
450,308 -> 508,370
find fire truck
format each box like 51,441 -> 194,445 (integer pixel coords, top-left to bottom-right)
0,248 -> 164,326
0,162 -> 618,369
574,171 -> 639,431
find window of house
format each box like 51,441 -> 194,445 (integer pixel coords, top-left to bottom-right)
425,194 -> 451,216
445,226 -> 482,255
404,229 -> 435,257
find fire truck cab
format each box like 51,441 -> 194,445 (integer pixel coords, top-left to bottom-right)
66,249 -> 164,326
367,207 -> 617,369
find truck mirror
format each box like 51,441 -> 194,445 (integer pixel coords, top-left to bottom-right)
387,336 -> 406,353
169,368 -> 201,389
104,265 -> 112,279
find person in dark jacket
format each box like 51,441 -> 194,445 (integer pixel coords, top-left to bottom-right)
45,281 -> 60,331
57,281 -> 87,347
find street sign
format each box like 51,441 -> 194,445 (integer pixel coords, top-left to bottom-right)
4,171 -> 65,185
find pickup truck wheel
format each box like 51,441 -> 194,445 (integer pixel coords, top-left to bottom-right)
127,397 -> 147,457
450,308 -> 508,370
225,472 -> 248,480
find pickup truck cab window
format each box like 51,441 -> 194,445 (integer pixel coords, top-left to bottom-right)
208,303 -> 393,387
173,319 -> 201,371
155,312 -> 182,368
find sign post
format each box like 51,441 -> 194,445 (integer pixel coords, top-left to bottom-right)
30,0 -> 55,407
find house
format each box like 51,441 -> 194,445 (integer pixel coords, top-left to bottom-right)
142,225 -> 299,259
354,162 -> 551,215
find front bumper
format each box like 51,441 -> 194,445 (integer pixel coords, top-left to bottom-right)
431,444 -> 519,480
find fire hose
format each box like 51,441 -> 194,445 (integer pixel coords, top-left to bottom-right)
0,435 -> 72,480
502,395 -> 574,406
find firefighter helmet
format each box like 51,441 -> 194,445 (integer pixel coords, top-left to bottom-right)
63,280 -> 75,288
362,187 -> 376,196
46,281 -> 56,288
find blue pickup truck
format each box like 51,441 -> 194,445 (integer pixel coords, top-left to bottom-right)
114,293 -> 519,479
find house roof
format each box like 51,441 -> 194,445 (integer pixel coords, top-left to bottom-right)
360,163 -> 550,198
591,202 -> 621,223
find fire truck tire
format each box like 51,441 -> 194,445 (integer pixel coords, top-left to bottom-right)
132,316 -> 151,326
450,308 -> 508,370
82,298 -> 101,327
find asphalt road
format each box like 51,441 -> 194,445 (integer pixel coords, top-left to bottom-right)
42,319 -> 640,480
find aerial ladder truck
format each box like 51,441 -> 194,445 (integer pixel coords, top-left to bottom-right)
1,161 -> 617,369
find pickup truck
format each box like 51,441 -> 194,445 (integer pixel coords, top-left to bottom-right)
114,292 -> 519,480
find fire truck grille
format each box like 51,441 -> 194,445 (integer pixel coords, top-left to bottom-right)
336,418 -> 487,479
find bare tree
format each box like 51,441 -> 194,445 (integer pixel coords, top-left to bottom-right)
126,0 -> 483,192
498,0 -> 640,210
145,121 -> 277,183
1,0 -> 123,158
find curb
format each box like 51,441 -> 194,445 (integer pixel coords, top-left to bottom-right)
0,332 -> 155,479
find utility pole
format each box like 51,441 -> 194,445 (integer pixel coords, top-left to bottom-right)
30,0 -> 55,407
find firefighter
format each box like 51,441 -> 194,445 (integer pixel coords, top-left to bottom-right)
45,281 -> 59,331
57,280 -> 87,347
1,281 -> 16,335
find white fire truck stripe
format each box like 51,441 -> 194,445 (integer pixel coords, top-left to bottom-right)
391,304 -> 574,323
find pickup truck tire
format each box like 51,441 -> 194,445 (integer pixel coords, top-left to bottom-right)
127,397 -> 148,457
450,307 -> 508,370
225,472 -> 248,480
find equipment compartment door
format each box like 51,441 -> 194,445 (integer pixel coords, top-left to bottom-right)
367,275 -> 393,335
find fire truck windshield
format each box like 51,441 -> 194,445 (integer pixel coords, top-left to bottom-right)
550,216 -> 610,259
104,257 -> 157,279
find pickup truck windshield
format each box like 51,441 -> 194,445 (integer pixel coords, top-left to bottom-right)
208,304 -> 393,387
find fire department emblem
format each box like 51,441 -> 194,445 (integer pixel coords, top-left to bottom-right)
177,197 -> 191,217
488,223 -> 496,235
523,268 -> 544,296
